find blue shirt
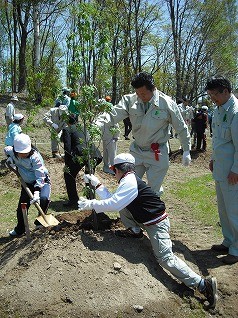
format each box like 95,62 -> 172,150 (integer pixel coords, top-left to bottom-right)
212,94 -> 238,180
5,123 -> 22,146
4,146 -> 49,189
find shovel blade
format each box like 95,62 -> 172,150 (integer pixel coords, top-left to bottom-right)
35,214 -> 59,227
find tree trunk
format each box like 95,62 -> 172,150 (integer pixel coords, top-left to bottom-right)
33,3 -> 42,104
16,3 -> 30,93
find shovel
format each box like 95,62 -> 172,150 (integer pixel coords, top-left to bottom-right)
6,162 -> 59,227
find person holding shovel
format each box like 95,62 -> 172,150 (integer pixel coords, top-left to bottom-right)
4,133 -> 51,237
78,153 -> 218,309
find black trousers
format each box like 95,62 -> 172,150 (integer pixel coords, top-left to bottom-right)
64,156 -> 102,202
64,160 -> 85,202
196,132 -> 207,150
123,117 -> 132,137
15,184 -> 50,235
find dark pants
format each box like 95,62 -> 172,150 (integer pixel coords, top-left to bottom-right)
15,184 -> 50,235
123,117 -> 132,137
64,159 -> 86,203
196,132 -> 207,150
64,157 -> 102,202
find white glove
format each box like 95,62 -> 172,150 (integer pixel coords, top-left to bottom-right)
52,123 -> 59,130
182,150 -> 191,166
30,191 -> 40,205
83,174 -> 101,187
5,157 -> 16,169
78,197 -> 94,211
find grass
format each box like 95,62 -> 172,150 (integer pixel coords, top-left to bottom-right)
163,171 -> 222,242
172,173 -> 217,224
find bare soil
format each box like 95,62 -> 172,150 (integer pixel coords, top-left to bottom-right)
0,97 -> 238,318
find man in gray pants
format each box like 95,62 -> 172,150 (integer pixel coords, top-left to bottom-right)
78,153 -> 218,309
205,76 -> 238,265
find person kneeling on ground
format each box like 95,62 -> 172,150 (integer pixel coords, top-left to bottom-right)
4,133 -> 51,236
78,153 -> 218,309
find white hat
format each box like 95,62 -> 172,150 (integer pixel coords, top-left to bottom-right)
11,95 -> 18,101
13,113 -> 24,121
14,133 -> 31,153
201,105 -> 208,110
113,153 -> 135,165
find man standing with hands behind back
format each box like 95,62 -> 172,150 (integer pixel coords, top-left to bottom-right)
205,76 -> 238,264
96,72 -> 191,196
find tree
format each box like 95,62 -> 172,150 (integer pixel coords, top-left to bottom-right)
166,0 -> 238,103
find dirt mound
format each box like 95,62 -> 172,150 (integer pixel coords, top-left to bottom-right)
1,133 -> 238,317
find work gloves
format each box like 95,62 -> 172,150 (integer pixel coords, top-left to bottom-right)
52,123 -> 59,130
83,174 -> 101,187
78,197 -> 95,211
30,191 -> 40,205
182,150 -> 191,166
5,157 -> 16,169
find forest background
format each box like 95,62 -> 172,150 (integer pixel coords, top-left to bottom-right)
0,0 -> 238,107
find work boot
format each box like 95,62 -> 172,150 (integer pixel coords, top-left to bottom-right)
115,228 -> 144,239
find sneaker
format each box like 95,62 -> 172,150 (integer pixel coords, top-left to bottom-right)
115,228 -> 143,239
201,277 -> 218,308
9,229 -> 20,237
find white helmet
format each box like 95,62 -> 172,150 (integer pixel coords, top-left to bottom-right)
14,133 -> 31,153
13,113 -> 24,121
113,153 -> 135,165
201,105 -> 208,111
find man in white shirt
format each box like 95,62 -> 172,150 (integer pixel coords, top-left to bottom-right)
5,95 -> 18,127
78,153 -> 218,309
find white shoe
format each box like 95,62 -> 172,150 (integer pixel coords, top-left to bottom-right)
9,229 -> 18,236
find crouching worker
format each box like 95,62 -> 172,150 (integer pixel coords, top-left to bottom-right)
78,153 -> 218,309
4,133 -> 51,237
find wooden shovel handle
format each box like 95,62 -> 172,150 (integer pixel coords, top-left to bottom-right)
6,162 -> 49,224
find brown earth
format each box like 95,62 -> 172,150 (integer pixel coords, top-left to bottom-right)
0,97 -> 238,318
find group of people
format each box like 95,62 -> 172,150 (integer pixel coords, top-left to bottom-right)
170,96 -> 211,152
4,73 -> 238,310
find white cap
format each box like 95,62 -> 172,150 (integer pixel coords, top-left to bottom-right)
201,105 -> 208,110
11,95 -> 18,101
13,113 -> 24,121
14,133 -> 31,153
113,153 -> 135,165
